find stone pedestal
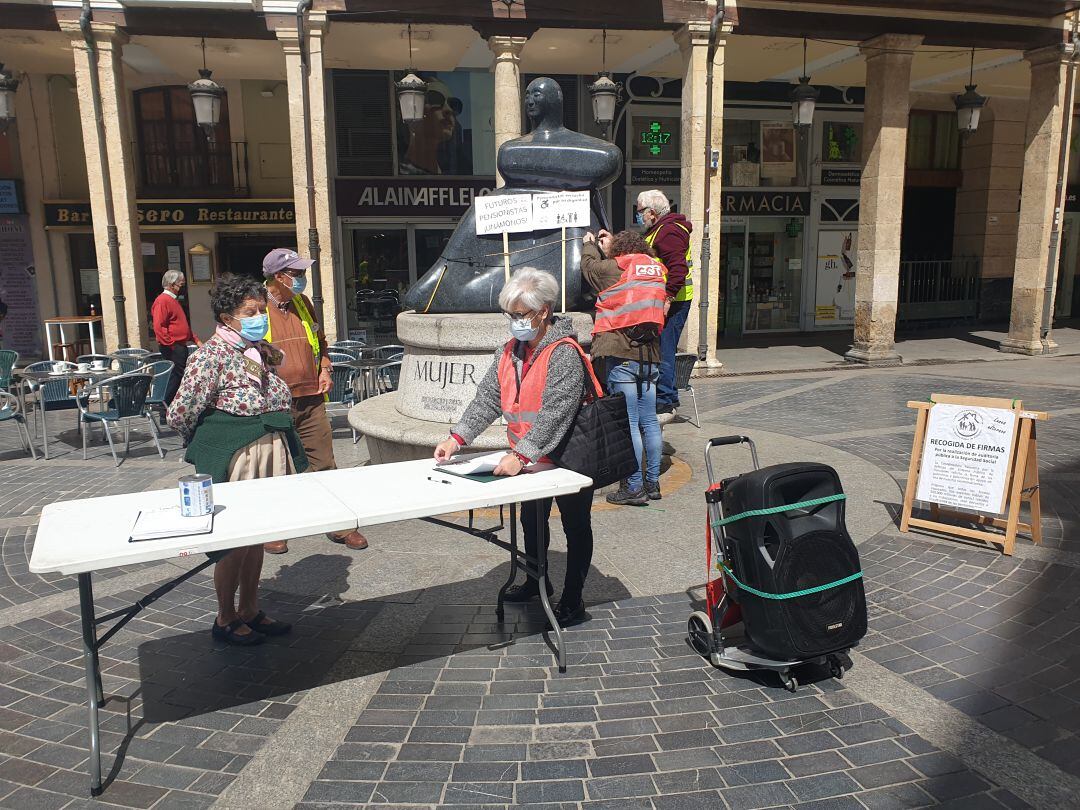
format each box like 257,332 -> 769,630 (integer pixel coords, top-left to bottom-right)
349,311 -> 594,464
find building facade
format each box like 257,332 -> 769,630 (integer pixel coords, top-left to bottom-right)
0,0 -> 1076,366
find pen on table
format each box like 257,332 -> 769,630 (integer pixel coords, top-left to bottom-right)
427,476 -> 453,485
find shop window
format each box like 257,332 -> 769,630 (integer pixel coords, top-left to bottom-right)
821,121 -> 861,163
134,87 -> 235,196
906,111 -> 959,171
392,71 -> 495,177
334,71 -> 395,177
723,119 -> 807,188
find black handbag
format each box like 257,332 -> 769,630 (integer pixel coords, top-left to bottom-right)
549,346 -> 639,489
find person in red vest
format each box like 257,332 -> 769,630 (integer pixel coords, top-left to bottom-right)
581,229 -> 667,506
151,270 -> 201,405
433,268 -> 595,627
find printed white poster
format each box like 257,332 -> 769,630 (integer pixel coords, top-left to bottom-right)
916,404 -> 1018,514
474,193 -> 535,235
0,215 -> 42,357
815,230 -> 857,325
533,191 -> 590,230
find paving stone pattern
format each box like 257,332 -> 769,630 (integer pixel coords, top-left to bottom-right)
301,597 -> 1024,810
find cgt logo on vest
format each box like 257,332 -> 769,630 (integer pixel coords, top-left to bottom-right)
631,264 -> 665,280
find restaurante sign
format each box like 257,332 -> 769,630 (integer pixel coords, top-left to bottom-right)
44,200 -> 296,229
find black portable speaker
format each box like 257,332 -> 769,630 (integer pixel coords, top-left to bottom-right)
720,462 -> 867,661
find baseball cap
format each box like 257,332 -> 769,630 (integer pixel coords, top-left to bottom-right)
262,248 -> 315,277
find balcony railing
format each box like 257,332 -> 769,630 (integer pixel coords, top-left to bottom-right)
898,256 -> 981,323
135,140 -> 249,198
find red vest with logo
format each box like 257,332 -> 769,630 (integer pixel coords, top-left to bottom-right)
592,253 -> 668,336
497,336 -> 601,462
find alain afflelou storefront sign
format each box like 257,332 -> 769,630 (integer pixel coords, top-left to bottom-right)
335,178 -> 496,218
43,199 -> 296,229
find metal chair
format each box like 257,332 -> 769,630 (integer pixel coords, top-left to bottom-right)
77,373 -> 163,466
672,352 -> 701,428
22,360 -> 78,459
115,350 -> 161,374
0,349 -> 18,391
76,354 -> 114,369
327,361 -> 359,443
374,360 -> 402,395
374,344 -> 405,361
330,340 -> 366,356
327,351 -> 358,365
0,390 -> 36,459
139,360 -> 175,422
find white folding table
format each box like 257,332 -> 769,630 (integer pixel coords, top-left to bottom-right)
29,459 -> 591,796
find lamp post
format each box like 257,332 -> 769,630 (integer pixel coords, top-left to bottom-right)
955,48 -> 987,136
588,29 -> 622,139
0,64 -> 18,133
188,38 -> 225,138
791,38 -> 818,129
396,24 -> 426,124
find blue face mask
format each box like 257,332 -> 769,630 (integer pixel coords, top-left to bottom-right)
509,317 -> 539,343
236,313 -> 269,342
290,275 -> 307,295
634,210 -> 646,226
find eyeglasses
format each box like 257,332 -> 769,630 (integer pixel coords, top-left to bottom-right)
502,309 -> 536,321
424,90 -> 462,113
281,269 -> 307,278
636,207 -> 648,214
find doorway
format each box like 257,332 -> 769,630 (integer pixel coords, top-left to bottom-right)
139,232 -> 189,346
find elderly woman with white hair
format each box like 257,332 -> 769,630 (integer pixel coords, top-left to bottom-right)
151,268 -> 201,405
434,268 -> 595,626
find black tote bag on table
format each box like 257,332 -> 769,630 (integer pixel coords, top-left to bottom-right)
549,343 -> 638,490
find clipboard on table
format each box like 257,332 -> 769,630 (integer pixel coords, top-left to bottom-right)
434,450 -> 506,483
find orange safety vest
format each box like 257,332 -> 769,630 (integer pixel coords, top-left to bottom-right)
497,336 -> 601,462
592,253 -> 668,336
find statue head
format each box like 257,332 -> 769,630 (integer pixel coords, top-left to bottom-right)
524,77 -> 563,129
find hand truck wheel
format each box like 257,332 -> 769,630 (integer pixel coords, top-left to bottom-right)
828,655 -> 845,680
687,611 -> 715,659
780,671 -> 798,692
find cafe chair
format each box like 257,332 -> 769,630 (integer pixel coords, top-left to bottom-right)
374,360 -> 402,395
76,354 -> 114,369
673,353 -> 701,428
327,351 -> 357,365
327,361 -> 359,443
0,349 -> 18,392
329,340 -> 365,356
138,360 -> 175,424
373,344 -> 405,361
77,373 -> 163,466
22,360 -> 78,459
114,349 -> 160,374
0,390 -> 37,459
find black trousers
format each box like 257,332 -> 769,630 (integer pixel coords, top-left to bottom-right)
159,342 -> 189,406
521,487 -> 595,604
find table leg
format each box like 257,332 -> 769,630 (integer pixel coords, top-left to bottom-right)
89,322 -> 98,355
77,573 -> 103,796
496,504 -> 520,623
533,501 -> 566,673
47,325 -> 55,361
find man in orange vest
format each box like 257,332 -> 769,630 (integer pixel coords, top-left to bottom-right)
581,229 -> 667,505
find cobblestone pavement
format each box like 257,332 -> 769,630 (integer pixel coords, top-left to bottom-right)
0,356 -> 1077,809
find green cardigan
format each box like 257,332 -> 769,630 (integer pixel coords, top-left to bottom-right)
184,409 -> 309,484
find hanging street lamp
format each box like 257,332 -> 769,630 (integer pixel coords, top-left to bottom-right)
791,37 -> 819,129
955,48 -> 988,136
188,38 -> 225,137
588,30 -> 622,137
396,24 -> 427,124
0,64 -> 19,132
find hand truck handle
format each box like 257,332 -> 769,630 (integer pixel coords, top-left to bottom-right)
704,435 -> 760,479
709,435 -> 752,447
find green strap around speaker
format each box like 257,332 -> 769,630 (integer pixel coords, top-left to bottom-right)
710,493 -> 861,601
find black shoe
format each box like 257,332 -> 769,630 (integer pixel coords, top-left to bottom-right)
644,479 -> 661,500
211,619 -> 265,646
503,580 -> 554,602
656,403 -> 675,415
607,483 -> 648,506
546,598 -> 587,629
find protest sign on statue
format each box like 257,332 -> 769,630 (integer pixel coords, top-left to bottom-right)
915,403 -> 1017,514
474,194 -> 535,235
533,191 -> 590,230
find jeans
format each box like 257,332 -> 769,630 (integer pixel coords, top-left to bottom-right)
521,487 -> 595,605
658,299 -> 691,407
158,342 -> 189,406
606,360 -> 662,491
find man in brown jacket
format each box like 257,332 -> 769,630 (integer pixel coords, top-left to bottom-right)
260,248 -> 368,553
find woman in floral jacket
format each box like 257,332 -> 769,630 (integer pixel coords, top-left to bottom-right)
167,274 -> 307,646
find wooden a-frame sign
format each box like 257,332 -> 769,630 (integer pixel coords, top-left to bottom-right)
900,393 -> 1048,555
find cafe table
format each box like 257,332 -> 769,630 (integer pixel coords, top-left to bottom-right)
43,315 -> 103,361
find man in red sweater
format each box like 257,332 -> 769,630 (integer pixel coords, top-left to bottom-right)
151,270 -> 200,405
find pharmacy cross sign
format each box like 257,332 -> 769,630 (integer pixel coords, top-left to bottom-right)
640,120 -> 673,157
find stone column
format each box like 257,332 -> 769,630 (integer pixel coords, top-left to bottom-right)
1000,45 -> 1075,355
845,34 -> 923,366
674,20 -> 730,372
277,22 -> 338,338
60,20 -> 146,350
488,36 -> 527,187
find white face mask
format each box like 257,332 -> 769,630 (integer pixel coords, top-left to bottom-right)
509,317 -> 539,342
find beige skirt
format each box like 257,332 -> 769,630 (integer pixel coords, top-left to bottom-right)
227,433 -> 295,481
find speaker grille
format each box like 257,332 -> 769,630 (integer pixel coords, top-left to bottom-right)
774,530 -> 866,656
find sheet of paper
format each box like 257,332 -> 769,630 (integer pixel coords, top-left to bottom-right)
130,506 -> 213,542
435,450 -> 507,476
